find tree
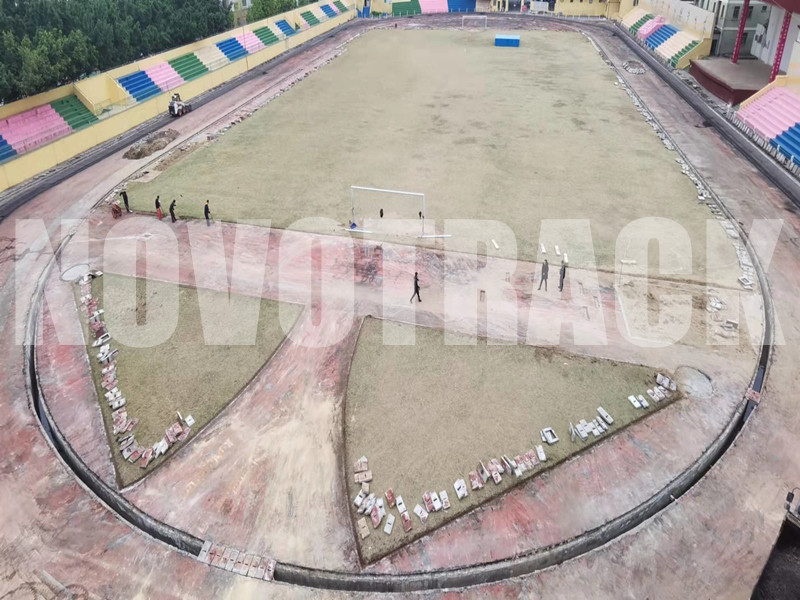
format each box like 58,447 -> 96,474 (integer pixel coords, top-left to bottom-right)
247,0 -> 296,23
0,0 -> 235,102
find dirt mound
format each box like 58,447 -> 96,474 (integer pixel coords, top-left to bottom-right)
124,129 -> 180,160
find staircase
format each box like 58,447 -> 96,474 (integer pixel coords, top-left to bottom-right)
117,71 -> 161,102
169,53 -> 210,81
50,95 -> 98,130
645,24 -> 677,49
737,87 -> 800,139
216,38 -> 248,61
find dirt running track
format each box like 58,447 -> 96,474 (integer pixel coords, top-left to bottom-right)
1,14 -> 799,599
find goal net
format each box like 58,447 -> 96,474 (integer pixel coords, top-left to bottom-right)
349,185 -> 426,237
461,15 -> 488,29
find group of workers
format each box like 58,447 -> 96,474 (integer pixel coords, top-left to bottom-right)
537,258 -> 568,292
118,191 -> 567,296
117,190 -> 212,226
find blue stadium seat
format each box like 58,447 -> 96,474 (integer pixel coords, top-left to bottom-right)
275,19 -> 296,36
117,71 -> 162,102
447,0 -> 476,11
773,125 -> 800,164
320,4 -> 337,17
645,24 -> 678,49
0,135 -> 16,163
216,38 -> 248,61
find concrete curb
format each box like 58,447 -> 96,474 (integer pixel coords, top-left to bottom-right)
23,13 -> 781,593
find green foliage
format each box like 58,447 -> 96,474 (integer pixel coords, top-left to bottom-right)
247,0 -> 311,23
0,0 -> 235,102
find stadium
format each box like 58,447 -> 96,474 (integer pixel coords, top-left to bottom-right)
1,0 -> 800,597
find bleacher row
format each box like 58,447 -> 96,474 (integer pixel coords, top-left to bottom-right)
0,2 -> 350,164
0,95 -> 98,163
116,2 -> 349,103
736,86 -> 800,165
390,0 -> 475,16
621,8 -> 699,68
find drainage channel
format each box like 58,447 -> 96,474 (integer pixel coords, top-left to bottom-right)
23,14 -> 778,593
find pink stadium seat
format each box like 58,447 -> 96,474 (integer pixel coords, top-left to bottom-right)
738,87 -> 800,139
0,103 -> 72,154
419,0 -> 449,12
637,16 -> 664,41
235,31 -> 266,54
144,62 -> 186,92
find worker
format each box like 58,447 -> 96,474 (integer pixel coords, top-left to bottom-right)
559,261 -> 567,292
169,199 -> 177,223
119,190 -> 130,213
410,272 -> 421,303
204,200 -> 211,226
538,259 -> 549,291
155,196 -> 162,220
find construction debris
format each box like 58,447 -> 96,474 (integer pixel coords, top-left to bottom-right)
357,517 -> 370,539
453,479 -> 468,500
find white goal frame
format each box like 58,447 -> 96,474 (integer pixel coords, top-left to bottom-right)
350,185 -> 427,236
461,15 -> 488,29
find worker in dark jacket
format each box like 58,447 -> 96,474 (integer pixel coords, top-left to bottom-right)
120,190 -> 131,213
204,201 -> 211,226
410,272 -> 421,303
169,199 -> 177,223
538,259 -> 549,291
559,261 -> 567,292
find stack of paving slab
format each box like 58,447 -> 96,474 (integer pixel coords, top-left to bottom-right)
77,270 -> 194,470
570,409 -> 612,442
199,541 -> 276,581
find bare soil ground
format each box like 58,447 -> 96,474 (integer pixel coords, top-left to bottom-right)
345,318 -> 677,563
123,129 -> 180,160
80,274 -> 300,488
125,29 -> 737,284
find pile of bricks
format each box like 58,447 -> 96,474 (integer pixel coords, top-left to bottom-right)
352,371 -> 681,541
77,271 -> 194,471
198,541 -> 276,581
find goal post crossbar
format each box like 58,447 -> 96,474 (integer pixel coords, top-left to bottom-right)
350,185 -> 427,235
461,15 -> 488,29
350,185 -> 424,199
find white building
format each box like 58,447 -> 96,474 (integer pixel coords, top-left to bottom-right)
750,4 -> 800,73
695,0 -> 772,55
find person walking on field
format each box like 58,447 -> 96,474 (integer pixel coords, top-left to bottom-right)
559,261 -> 567,292
204,200 -> 211,226
119,190 -> 131,213
410,272 -> 422,303
538,259 -> 549,291
169,199 -> 177,223
155,196 -> 163,220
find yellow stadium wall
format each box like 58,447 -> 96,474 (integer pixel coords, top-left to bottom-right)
0,2 -> 354,194
367,0 -> 392,14
74,74 -> 130,116
675,37 -> 711,70
616,0 -> 636,21
553,0 -> 611,17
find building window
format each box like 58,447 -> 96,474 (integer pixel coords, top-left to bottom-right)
742,32 -> 748,45
748,6 -> 753,18
732,6 -> 739,19
762,5 -> 767,11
